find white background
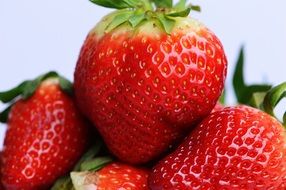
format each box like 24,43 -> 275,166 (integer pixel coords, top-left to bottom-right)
0,0 -> 285,148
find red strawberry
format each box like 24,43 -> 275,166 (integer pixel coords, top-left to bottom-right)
0,152 -> 4,190
0,72 -> 90,190
74,0 -> 227,164
71,162 -> 149,190
212,102 -> 224,113
149,106 -> 286,189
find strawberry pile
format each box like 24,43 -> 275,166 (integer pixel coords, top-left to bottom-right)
0,0 -> 285,189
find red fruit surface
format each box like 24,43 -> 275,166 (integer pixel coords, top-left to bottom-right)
149,106 -> 286,189
74,17 -> 227,164
1,80 -> 90,190
212,103 -> 224,113
0,152 -> 3,190
71,162 -> 149,189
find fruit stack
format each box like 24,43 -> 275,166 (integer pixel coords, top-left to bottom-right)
0,0 -> 285,189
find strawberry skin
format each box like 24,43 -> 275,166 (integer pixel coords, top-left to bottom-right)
2,80 -> 90,190
212,103 -> 224,113
149,106 -> 286,189
74,17 -> 227,164
71,162 -> 149,190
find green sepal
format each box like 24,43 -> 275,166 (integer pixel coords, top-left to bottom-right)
105,10 -> 133,33
129,12 -> 146,27
157,14 -> 175,34
249,92 -> 266,109
0,81 -> 28,103
51,140 -> 103,189
233,47 -> 272,105
233,47 -> 246,99
73,142 -> 103,171
153,0 -> 172,8
263,82 -> 286,125
283,112 -> 286,126
59,77 -> 73,97
166,7 -> 191,17
80,156 -> 113,171
174,0 -> 186,10
0,105 -> 12,123
0,71 -> 73,124
50,176 -> 74,190
89,0 -> 199,35
0,71 -> 72,103
188,3 -> 201,12
219,90 -> 226,105
89,0 -> 135,9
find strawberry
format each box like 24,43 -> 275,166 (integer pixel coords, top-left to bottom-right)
0,72 -> 90,190
212,103 -> 224,113
71,162 -> 149,190
74,0 -> 227,164
0,152 -> 4,190
149,106 -> 286,189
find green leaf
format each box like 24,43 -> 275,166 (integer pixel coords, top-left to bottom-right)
167,7 -> 191,17
174,0 -> 186,10
263,82 -> 286,125
105,10 -> 133,33
0,105 -> 12,123
129,13 -> 146,27
153,0 -> 172,8
157,14 -> 175,34
89,0 -> 133,9
233,47 -> 272,105
80,156 -> 113,172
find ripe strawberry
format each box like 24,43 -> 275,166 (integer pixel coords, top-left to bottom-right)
71,162 -> 149,190
74,0 -> 227,164
0,72 -> 90,190
0,152 -> 4,190
212,102 -> 224,113
149,106 -> 286,189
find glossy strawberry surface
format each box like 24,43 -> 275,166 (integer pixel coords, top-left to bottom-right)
71,162 -> 149,190
74,18 -> 227,164
149,106 -> 286,189
2,80 -> 90,190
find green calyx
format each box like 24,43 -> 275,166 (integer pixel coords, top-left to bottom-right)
263,82 -> 286,126
233,47 -> 272,106
51,139 -> 113,190
233,47 -> 286,126
0,71 -> 72,123
90,0 -> 200,34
